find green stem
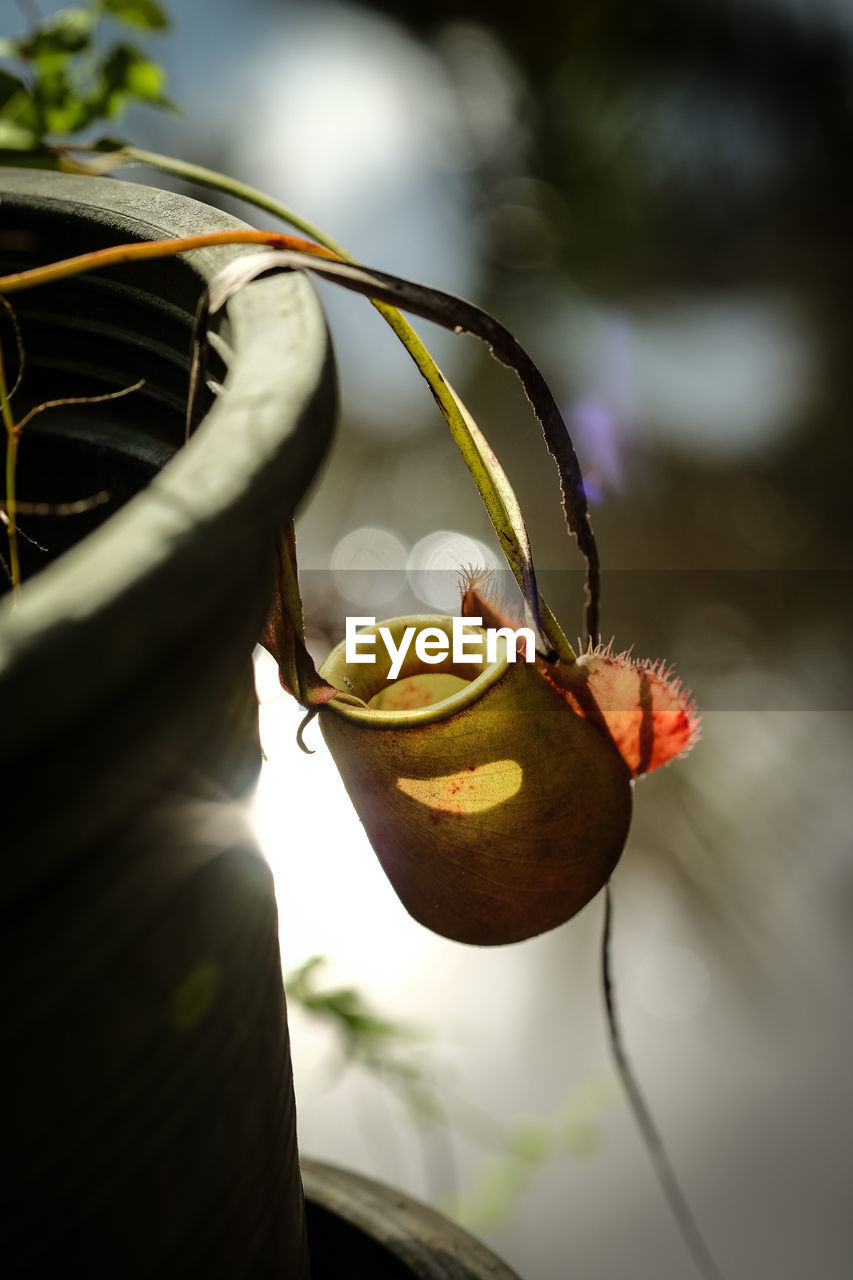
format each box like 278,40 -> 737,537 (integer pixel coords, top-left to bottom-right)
107,146 -> 348,252
0,333 -> 21,592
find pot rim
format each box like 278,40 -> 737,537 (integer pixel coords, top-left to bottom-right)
301,1156 -> 521,1279
0,168 -> 335,754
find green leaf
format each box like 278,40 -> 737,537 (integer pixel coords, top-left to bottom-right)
20,8 -> 94,61
102,0 -> 170,31
100,43 -> 169,106
0,38 -> 19,59
0,69 -> 29,112
31,65 -> 92,133
42,100 -> 91,134
284,956 -> 421,1059
0,119 -> 39,149
124,57 -> 166,101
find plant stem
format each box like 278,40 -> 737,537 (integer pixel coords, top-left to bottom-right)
107,146 -> 349,253
0,333 -> 21,592
0,229 -> 337,294
601,885 -> 726,1280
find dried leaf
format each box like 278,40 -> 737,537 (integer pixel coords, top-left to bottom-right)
260,525 -> 339,708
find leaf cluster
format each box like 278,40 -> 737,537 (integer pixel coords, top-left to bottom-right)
285,955 -> 420,1062
284,956 -> 446,1125
0,0 -> 175,152
448,1077 -> 614,1230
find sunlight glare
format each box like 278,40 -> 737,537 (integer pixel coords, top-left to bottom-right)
396,759 -> 523,815
252,649 -> 429,988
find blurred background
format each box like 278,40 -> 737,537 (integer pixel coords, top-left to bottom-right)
24,0 -> 853,1275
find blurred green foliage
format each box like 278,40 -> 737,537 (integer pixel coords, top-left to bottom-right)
448,1075 -> 615,1229
284,954 -> 443,1123
285,953 -> 614,1227
0,0 -> 175,151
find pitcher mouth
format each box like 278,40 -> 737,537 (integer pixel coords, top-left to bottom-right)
319,615 -> 512,728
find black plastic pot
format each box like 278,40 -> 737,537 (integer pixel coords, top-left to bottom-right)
0,169 -> 335,1276
303,1159 -> 521,1279
0,169 -> 523,1280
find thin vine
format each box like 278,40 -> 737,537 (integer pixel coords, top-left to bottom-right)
0,290 -> 144,591
601,886 -> 726,1280
0,328 -> 21,588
